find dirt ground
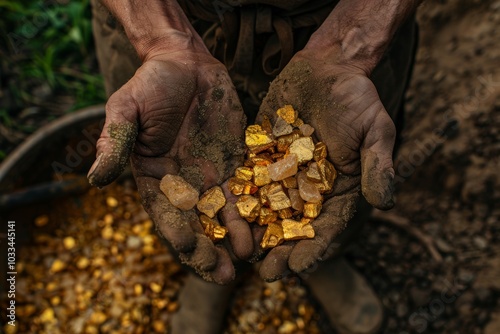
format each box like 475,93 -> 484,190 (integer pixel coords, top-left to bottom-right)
349,0 -> 500,333
1,0 -> 499,333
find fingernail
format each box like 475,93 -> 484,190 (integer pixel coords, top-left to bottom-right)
87,153 -> 103,182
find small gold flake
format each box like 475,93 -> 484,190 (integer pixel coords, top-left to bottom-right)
245,124 -> 275,153
253,165 -> 272,187
282,219 -> 315,240
235,166 -> 254,181
313,142 -> 328,162
235,195 -> 261,222
276,105 -> 298,124
303,202 -> 322,219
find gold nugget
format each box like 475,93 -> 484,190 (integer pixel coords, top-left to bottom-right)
235,195 -> 261,222
200,215 -> 228,241
235,167 -> 254,181
258,207 -> 278,225
260,222 -> 285,249
197,186 -> 226,218
313,142 -> 328,162
253,165 -> 272,187
303,202 -> 322,219
276,105 -> 298,124
316,159 -> 337,193
228,177 -> 258,196
266,183 -> 292,211
282,219 -> 315,241
245,124 -> 275,153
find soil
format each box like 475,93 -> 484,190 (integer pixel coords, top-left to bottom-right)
348,0 -> 500,333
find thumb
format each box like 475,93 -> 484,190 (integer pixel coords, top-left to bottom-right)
360,108 -> 396,210
88,88 -> 139,187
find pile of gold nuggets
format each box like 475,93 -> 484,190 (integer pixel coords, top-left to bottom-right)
160,105 -> 337,249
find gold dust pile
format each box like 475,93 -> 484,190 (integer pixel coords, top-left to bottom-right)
160,105 -> 337,249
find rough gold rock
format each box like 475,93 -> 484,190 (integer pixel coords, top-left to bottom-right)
313,142 -> 328,161
197,186 -> 226,218
235,166 -> 254,181
236,195 -> 261,222
258,207 -> 278,225
253,165 -> 272,187
289,137 -> 315,165
200,215 -> 228,241
245,124 -> 275,153
260,222 -> 285,249
278,208 -> 293,219
281,176 -> 298,189
303,202 -> 322,219
292,117 -> 304,127
282,219 -> 315,240
316,159 -> 337,193
277,132 -> 301,152
277,105 -> 298,124
160,174 -> 199,211
251,153 -> 274,166
228,177 -> 258,196
266,183 -> 292,211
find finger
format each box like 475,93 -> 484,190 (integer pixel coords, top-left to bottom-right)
135,176 -> 197,253
259,244 -> 294,282
360,107 -> 396,210
178,234 -> 218,272
219,182 -> 254,260
288,192 -> 359,273
207,246 -> 236,285
247,224 -> 267,263
87,87 -> 138,187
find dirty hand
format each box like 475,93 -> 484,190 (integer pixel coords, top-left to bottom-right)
87,49 -> 252,284
256,49 -> 396,281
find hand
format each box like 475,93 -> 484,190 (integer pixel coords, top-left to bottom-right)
256,49 -> 396,281
87,49 -> 253,284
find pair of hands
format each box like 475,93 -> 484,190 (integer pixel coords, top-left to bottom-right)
88,42 -> 396,285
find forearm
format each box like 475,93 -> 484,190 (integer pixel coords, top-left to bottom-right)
306,0 -> 423,74
99,0 -> 207,60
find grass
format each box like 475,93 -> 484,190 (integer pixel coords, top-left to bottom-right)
0,0 -> 105,161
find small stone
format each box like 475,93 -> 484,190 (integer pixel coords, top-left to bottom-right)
160,174 -> 199,211
236,195 -> 261,222
282,219 -> 315,240
472,236 -> 488,250
268,154 -> 298,181
253,165 -> 272,186
76,257 -> 90,269
305,162 -> 322,182
288,188 -> 304,212
289,137 -> 314,165
63,236 -> 76,250
235,166 -> 253,181
39,308 -> 55,323
297,172 -> 322,202
273,117 -> 294,137
197,186 -> 226,218
266,183 -> 292,211
436,238 -> 454,253
245,124 -> 275,153
277,105 -> 298,124
299,124 -> 314,136
126,236 -> 142,249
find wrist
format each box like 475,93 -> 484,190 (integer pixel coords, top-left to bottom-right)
304,0 -> 421,75
100,0 -> 209,61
